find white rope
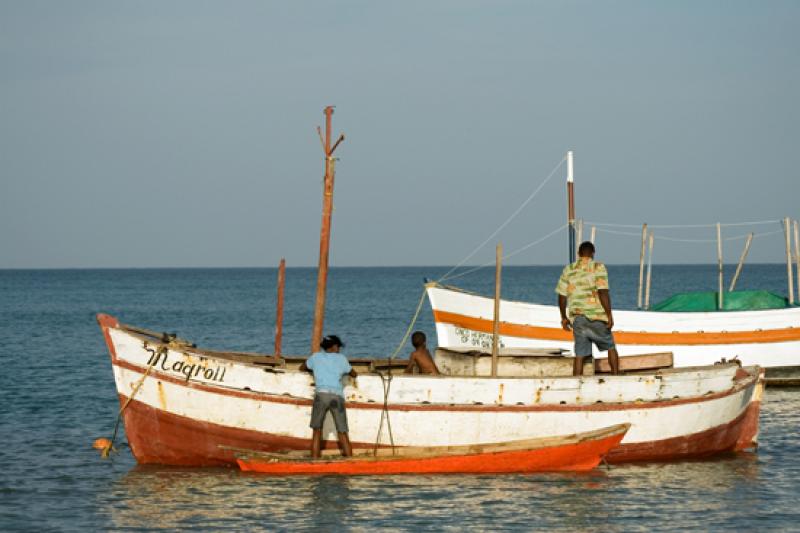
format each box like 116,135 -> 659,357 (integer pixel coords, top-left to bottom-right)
586,219 -> 781,230
437,156 -> 566,282
441,223 -> 567,282
595,227 -> 784,243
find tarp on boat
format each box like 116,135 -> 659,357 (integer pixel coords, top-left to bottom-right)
652,290 -> 790,312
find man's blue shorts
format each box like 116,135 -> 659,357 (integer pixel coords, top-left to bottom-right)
572,315 -> 616,356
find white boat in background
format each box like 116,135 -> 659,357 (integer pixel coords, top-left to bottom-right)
427,282 -> 800,385
97,313 -> 763,466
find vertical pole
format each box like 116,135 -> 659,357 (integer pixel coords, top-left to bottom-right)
274,258 -> 286,357
567,151 -> 576,264
786,217 -> 795,305
491,243 -> 502,377
590,225 -> 596,245
717,222 -> 724,310
311,106 -> 336,353
794,220 -> 800,303
729,233 -> 753,292
645,233 -> 654,310
576,218 -> 584,258
637,223 -> 647,309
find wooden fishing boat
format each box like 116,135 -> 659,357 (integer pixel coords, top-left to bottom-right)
95,110 -> 765,468
97,313 -> 763,466
234,424 -> 630,475
427,283 -> 800,385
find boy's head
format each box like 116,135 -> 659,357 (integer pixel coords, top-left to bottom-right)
411,331 -> 426,348
320,335 -> 344,352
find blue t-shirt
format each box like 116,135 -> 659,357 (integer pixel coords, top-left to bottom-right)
306,351 -> 352,397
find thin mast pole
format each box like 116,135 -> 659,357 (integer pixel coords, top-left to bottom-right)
786,217 -> 795,305
794,220 -> 800,303
717,222 -> 724,310
491,243 -> 502,377
637,223 -> 647,309
590,225 -> 596,244
311,106 -> 345,353
729,233 -> 753,292
576,218 -> 583,258
645,233 -> 654,310
274,258 -> 286,357
567,151 -> 575,263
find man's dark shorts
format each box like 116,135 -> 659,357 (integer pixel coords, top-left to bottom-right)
572,315 -> 616,356
310,392 -> 349,433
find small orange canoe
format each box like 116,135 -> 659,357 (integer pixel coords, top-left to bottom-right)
235,423 -> 630,475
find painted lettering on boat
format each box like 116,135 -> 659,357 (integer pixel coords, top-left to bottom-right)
455,327 -> 505,350
146,349 -> 226,383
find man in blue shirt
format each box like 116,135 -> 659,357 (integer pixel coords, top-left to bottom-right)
299,335 -> 358,458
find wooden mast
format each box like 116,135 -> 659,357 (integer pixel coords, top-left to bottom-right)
491,243 -> 503,377
311,106 -> 345,353
274,258 -> 286,357
567,151 -> 576,263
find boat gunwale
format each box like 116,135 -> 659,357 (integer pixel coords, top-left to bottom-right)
231,423 -> 631,464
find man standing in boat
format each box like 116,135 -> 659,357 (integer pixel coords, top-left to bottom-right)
299,335 -> 358,458
556,242 -> 621,376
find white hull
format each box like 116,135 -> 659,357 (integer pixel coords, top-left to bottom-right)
98,314 -> 763,465
427,284 -> 800,380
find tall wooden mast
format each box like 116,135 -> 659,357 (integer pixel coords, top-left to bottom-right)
311,106 -> 345,353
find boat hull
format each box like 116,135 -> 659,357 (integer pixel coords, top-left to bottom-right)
427,284 -> 800,384
235,425 -> 630,475
98,314 -> 763,466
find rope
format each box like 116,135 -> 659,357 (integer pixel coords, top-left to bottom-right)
595,227 -> 784,243
586,219 -> 781,229
437,156 -> 566,282
441,223 -> 567,282
372,288 -> 429,455
101,343 -> 165,458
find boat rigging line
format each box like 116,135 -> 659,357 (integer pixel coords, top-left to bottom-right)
372,287 -> 429,455
437,155 -> 567,282
440,223 -> 568,283
595,227 -> 784,243
586,219 -> 782,229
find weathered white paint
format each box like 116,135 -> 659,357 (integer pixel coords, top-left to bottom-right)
108,327 -> 757,448
428,285 -> 800,370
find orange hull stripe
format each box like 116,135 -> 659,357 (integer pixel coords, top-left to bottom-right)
433,310 -> 800,346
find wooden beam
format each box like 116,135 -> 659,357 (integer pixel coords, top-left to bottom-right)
491,243 -> 502,377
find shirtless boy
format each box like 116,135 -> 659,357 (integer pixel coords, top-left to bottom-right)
404,331 -> 439,375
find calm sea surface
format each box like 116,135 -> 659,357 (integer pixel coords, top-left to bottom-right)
1,265 -> 799,531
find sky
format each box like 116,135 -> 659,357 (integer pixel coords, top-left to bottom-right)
1,0 -> 799,268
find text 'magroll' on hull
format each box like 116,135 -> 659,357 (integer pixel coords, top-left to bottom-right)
97,313 -> 763,467
427,283 -> 800,385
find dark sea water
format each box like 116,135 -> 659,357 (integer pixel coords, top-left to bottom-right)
1,265 -> 799,531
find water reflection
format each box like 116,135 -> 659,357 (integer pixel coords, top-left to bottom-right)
95,391 -> 799,531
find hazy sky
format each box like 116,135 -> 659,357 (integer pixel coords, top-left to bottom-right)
1,0 -> 798,268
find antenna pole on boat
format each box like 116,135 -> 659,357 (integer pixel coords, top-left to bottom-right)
794,220 -> 800,303
785,217 -> 795,305
729,233 -> 753,292
567,151 -> 576,263
637,224 -> 647,309
717,223 -> 724,310
274,258 -> 286,357
311,106 -> 345,353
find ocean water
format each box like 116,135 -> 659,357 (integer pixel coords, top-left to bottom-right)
1,265 -> 799,531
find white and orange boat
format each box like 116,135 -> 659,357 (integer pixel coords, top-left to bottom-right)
96,110 -> 765,468
427,282 -> 800,385
97,313 -> 763,467
234,424 -> 630,475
